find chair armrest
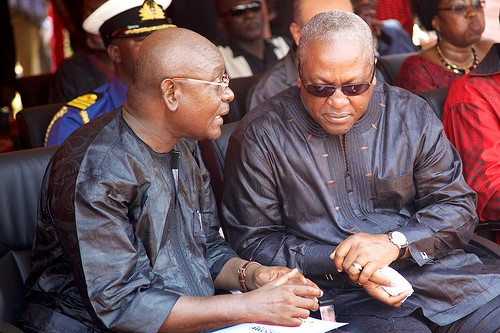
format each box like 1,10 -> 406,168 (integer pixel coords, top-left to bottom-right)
468,234 -> 500,259
474,222 -> 500,234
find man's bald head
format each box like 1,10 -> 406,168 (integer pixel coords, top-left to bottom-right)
131,28 -> 222,94
293,0 -> 353,28
290,0 -> 353,46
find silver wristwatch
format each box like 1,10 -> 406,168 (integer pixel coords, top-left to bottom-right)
388,231 -> 408,259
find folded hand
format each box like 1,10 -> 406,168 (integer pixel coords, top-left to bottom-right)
244,269 -> 323,326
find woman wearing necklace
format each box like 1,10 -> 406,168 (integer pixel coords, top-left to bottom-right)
395,0 -> 493,94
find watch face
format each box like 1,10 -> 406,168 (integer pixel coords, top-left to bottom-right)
391,231 -> 407,246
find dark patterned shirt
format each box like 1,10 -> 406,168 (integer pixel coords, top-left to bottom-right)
25,109 -> 237,332
222,84 -> 500,326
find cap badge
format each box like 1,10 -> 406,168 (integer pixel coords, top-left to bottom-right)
139,0 -> 166,21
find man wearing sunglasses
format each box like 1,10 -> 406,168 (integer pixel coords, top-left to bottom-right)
215,0 -> 291,78
248,0 -> 354,110
222,11 -> 500,333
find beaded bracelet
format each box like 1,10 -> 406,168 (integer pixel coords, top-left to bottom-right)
237,261 -> 261,291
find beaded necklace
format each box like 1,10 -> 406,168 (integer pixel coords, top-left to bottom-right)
435,45 -> 479,75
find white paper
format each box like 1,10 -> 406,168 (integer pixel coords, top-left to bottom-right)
211,317 -> 347,333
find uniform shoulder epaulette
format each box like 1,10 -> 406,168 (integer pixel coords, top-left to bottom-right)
44,93 -> 103,146
66,93 -> 103,110
67,93 -> 103,125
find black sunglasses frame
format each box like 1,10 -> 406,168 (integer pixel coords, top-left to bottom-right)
299,64 -> 376,98
220,1 -> 262,17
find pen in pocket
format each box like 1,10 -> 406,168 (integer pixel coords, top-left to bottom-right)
195,210 -> 202,230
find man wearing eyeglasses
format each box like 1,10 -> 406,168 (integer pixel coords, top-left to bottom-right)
222,11 -> 500,332
215,0 -> 291,78
21,27 -> 324,332
45,0 -> 176,146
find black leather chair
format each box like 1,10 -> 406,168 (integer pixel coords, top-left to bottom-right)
417,87 -> 450,120
16,102 -> 63,149
199,122 -> 239,228
225,75 -> 260,123
0,146 -> 58,331
376,52 -> 416,85
15,73 -> 55,108
417,87 -> 500,243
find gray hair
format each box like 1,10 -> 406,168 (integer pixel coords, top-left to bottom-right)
297,11 -> 375,65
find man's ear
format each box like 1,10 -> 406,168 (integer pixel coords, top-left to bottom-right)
107,43 -> 121,63
160,78 -> 178,111
289,22 -> 301,46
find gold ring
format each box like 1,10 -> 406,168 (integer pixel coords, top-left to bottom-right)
352,261 -> 363,272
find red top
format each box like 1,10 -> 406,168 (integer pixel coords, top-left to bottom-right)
443,68 -> 500,222
395,55 -> 462,94
376,0 -> 414,36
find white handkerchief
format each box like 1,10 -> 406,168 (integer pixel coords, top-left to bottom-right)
379,266 -> 414,298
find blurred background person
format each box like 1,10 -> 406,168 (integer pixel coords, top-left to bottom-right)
376,0 -> 415,36
215,0 -> 291,78
395,0 -> 494,94
351,0 -> 418,56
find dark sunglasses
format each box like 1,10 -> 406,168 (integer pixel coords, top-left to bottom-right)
299,65 -> 376,98
438,0 -> 485,13
220,1 -> 262,17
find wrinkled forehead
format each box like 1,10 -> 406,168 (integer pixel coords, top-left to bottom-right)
204,50 -> 226,76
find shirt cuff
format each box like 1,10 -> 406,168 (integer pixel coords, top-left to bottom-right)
397,226 -> 434,266
302,243 -> 337,275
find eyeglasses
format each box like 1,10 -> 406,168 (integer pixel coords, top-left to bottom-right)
299,65 -> 376,98
438,0 -> 485,13
168,73 -> 230,93
220,1 -> 262,17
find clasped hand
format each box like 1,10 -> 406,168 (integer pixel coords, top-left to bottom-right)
330,232 -> 410,307
245,267 -> 323,327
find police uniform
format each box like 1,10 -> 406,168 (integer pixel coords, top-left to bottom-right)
44,0 -> 175,146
